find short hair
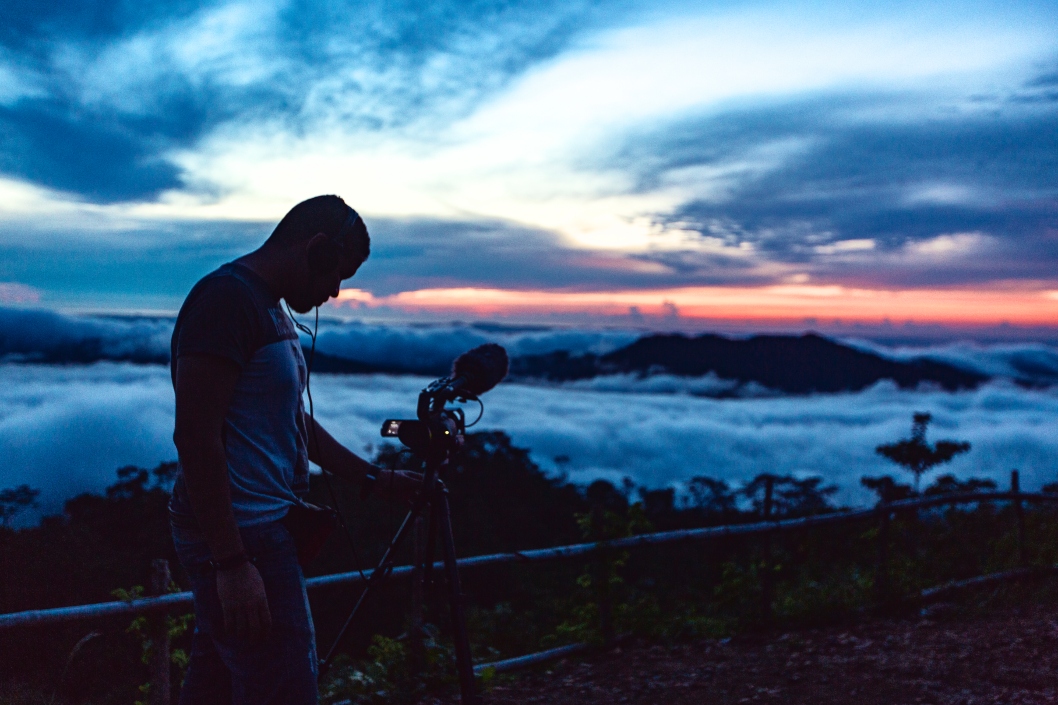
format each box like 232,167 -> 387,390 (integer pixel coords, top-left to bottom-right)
266,195 -> 370,261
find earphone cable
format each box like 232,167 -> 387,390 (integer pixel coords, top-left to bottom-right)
286,302 -> 367,582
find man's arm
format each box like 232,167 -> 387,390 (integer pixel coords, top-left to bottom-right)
173,354 -> 271,642
173,355 -> 242,558
304,414 -> 420,502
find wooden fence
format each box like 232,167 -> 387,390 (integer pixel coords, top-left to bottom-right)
2,471 -> 1055,703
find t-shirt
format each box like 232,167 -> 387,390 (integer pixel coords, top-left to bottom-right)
169,262 -> 310,527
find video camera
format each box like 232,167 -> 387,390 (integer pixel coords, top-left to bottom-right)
380,342 -> 509,459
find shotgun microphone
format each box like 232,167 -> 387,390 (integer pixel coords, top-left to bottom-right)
381,344 -> 509,449
447,343 -> 509,397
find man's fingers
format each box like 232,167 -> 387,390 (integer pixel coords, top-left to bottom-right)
216,562 -> 271,642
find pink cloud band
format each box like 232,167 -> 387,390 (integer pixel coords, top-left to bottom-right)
334,285 -> 1058,326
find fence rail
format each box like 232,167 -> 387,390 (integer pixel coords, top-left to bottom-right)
3,487 -> 1055,631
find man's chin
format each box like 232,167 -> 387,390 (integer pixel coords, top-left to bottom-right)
286,299 -> 313,315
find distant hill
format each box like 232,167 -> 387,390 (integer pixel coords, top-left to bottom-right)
509,333 -> 987,394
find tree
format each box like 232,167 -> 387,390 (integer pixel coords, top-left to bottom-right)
875,412 -> 970,492
685,476 -> 737,516
0,484 -> 40,528
741,474 -> 837,518
860,475 -> 914,504
923,474 -> 996,496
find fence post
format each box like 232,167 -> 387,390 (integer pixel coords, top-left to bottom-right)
149,559 -> 171,705
587,505 -> 616,646
599,557 -> 615,646
409,516 -> 426,674
760,476 -> 775,623
874,500 -> 891,608
1012,470 -> 1026,567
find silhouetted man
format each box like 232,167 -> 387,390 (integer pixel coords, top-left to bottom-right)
169,195 -> 418,704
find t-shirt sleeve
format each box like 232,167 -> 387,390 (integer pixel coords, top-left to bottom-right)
173,276 -> 262,367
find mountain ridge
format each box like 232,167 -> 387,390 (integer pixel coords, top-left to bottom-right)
508,332 -> 987,394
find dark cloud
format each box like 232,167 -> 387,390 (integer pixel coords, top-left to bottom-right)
0,219 -> 268,307
0,0 -> 625,201
0,103 -> 185,201
0,0 -> 212,48
1025,61 -> 1058,89
614,93 -> 1058,287
1011,62 -> 1058,104
0,2 -> 297,200
359,217 -> 671,294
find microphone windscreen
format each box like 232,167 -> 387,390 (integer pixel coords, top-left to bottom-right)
451,344 -> 509,395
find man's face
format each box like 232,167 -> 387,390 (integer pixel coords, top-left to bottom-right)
286,237 -> 364,314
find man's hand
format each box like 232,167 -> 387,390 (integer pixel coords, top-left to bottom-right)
215,562 -> 272,643
374,469 -> 422,505
303,414 -> 424,504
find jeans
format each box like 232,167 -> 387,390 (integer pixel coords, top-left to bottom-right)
171,519 -> 319,705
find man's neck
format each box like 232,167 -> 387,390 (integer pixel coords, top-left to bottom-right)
235,247 -> 287,302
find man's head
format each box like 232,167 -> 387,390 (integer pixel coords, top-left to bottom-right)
265,195 -> 369,313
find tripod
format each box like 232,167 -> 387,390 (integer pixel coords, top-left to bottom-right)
318,393 -> 479,705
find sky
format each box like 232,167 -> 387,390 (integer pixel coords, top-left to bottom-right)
0,0 -> 1056,329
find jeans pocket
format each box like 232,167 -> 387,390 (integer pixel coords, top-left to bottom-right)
171,525 -> 214,577
245,521 -> 296,562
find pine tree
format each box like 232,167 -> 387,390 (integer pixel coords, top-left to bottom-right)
875,412 -> 971,492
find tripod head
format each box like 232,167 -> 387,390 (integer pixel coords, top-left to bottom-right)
380,343 -> 509,463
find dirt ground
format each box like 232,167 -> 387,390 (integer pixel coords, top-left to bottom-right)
463,603 -> 1058,705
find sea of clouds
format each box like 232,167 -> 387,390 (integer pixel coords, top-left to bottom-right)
2,307 -> 1058,525
846,338 -> 1058,387
3,364 -> 1058,525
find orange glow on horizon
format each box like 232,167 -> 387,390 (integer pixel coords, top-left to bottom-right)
335,285 -> 1058,326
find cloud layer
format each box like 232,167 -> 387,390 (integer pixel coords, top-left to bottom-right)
4,359 -> 1058,525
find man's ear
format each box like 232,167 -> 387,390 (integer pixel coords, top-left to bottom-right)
306,232 -> 340,274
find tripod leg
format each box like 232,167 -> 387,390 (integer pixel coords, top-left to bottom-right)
409,516 -> 426,675
423,503 -> 439,593
436,490 -> 478,705
318,503 -> 423,678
